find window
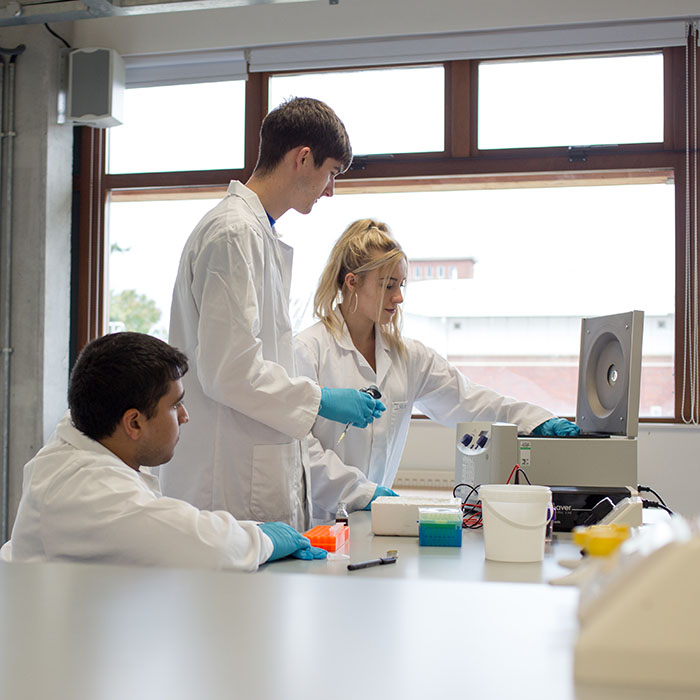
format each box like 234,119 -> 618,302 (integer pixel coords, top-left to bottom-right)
274,179 -> 675,417
268,66 -> 445,155
79,43 -> 700,423
477,53 -> 664,150
108,195 -> 223,338
107,80 -> 246,173
107,177 -> 676,417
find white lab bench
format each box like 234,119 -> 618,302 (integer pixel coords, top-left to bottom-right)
263,509 -> 584,583
0,511 -> 690,700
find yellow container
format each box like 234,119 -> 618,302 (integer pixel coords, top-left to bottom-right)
572,523 -> 631,556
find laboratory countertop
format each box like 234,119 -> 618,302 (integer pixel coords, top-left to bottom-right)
0,556 -> 582,700
263,509 -> 583,583
0,510 -> 690,700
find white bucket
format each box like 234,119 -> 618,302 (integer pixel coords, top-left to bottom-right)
480,484 -> 552,562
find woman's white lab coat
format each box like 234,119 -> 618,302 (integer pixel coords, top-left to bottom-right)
0,414 -> 273,570
162,182 -> 320,530
295,312 -> 554,522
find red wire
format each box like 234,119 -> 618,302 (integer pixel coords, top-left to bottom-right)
506,464 -> 520,483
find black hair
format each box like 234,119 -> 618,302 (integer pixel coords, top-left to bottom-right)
254,97 -> 352,174
68,332 -> 189,441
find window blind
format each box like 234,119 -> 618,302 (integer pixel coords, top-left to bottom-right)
123,48 -> 247,87
248,19 -> 689,73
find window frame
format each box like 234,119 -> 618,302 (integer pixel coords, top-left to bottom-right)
74,47 -> 698,423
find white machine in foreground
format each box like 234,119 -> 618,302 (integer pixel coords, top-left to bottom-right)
575,516 -> 700,692
455,311 -> 644,488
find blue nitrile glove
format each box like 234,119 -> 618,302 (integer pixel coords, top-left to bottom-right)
531,418 -> 580,437
371,400 -> 386,418
318,387 -> 385,428
258,522 -> 328,562
362,485 -> 400,510
290,545 -> 327,560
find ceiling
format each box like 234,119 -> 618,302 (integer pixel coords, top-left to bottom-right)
0,0 -> 318,27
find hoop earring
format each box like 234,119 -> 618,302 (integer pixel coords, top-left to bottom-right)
351,292 -> 358,313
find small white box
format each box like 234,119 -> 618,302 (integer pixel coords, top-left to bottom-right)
371,496 -> 462,536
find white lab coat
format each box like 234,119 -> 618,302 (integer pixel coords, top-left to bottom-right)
0,414 -> 274,570
162,181 -> 319,530
295,312 -> 555,522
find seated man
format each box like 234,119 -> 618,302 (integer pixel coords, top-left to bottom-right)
0,332 -> 325,570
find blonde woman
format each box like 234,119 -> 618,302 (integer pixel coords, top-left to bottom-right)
295,219 -> 579,523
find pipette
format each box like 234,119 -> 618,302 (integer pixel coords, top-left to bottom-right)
337,384 -> 382,444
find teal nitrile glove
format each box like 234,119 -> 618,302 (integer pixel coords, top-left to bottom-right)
372,400 -> 386,419
290,545 -> 327,560
531,418 -> 580,437
318,387 -> 385,428
258,522 -> 328,562
362,485 -> 400,510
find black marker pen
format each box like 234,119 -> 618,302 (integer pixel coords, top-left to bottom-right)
347,551 -> 397,571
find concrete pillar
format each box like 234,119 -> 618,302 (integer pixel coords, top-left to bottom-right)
0,24 -> 73,534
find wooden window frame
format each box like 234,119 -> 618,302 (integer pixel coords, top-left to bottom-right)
73,46 -> 699,423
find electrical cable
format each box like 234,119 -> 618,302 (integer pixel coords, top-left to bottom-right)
44,24 -> 71,49
682,21 -> 699,424
455,465 -> 536,529
637,484 -> 668,508
516,468 -> 531,485
454,482 -> 479,506
453,482 -> 483,529
462,501 -> 482,529
642,500 -> 674,516
505,464 -> 519,483
463,513 -> 482,529
505,464 -> 532,485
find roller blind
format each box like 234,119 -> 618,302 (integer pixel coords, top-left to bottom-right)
248,19 -> 689,73
123,48 -> 247,87
120,18 -> 691,86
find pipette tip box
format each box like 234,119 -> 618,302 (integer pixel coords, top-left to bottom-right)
418,507 -> 462,547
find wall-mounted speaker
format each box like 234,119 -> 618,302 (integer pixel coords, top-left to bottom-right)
67,48 -> 124,128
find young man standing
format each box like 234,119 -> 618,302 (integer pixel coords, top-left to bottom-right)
162,98 -> 385,530
1,332 -> 325,569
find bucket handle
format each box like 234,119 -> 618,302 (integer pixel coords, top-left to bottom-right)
486,502 -> 550,530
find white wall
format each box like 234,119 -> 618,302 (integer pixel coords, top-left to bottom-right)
67,0 -> 700,55
397,420 -> 700,518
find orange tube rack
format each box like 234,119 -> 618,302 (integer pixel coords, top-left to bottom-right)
303,523 -> 349,552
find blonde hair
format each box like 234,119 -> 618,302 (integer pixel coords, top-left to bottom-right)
314,219 -> 406,354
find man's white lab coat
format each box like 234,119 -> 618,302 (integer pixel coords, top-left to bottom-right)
1,414 -> 273,570
162,181 -> 320,530
295,313 -> 555,522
